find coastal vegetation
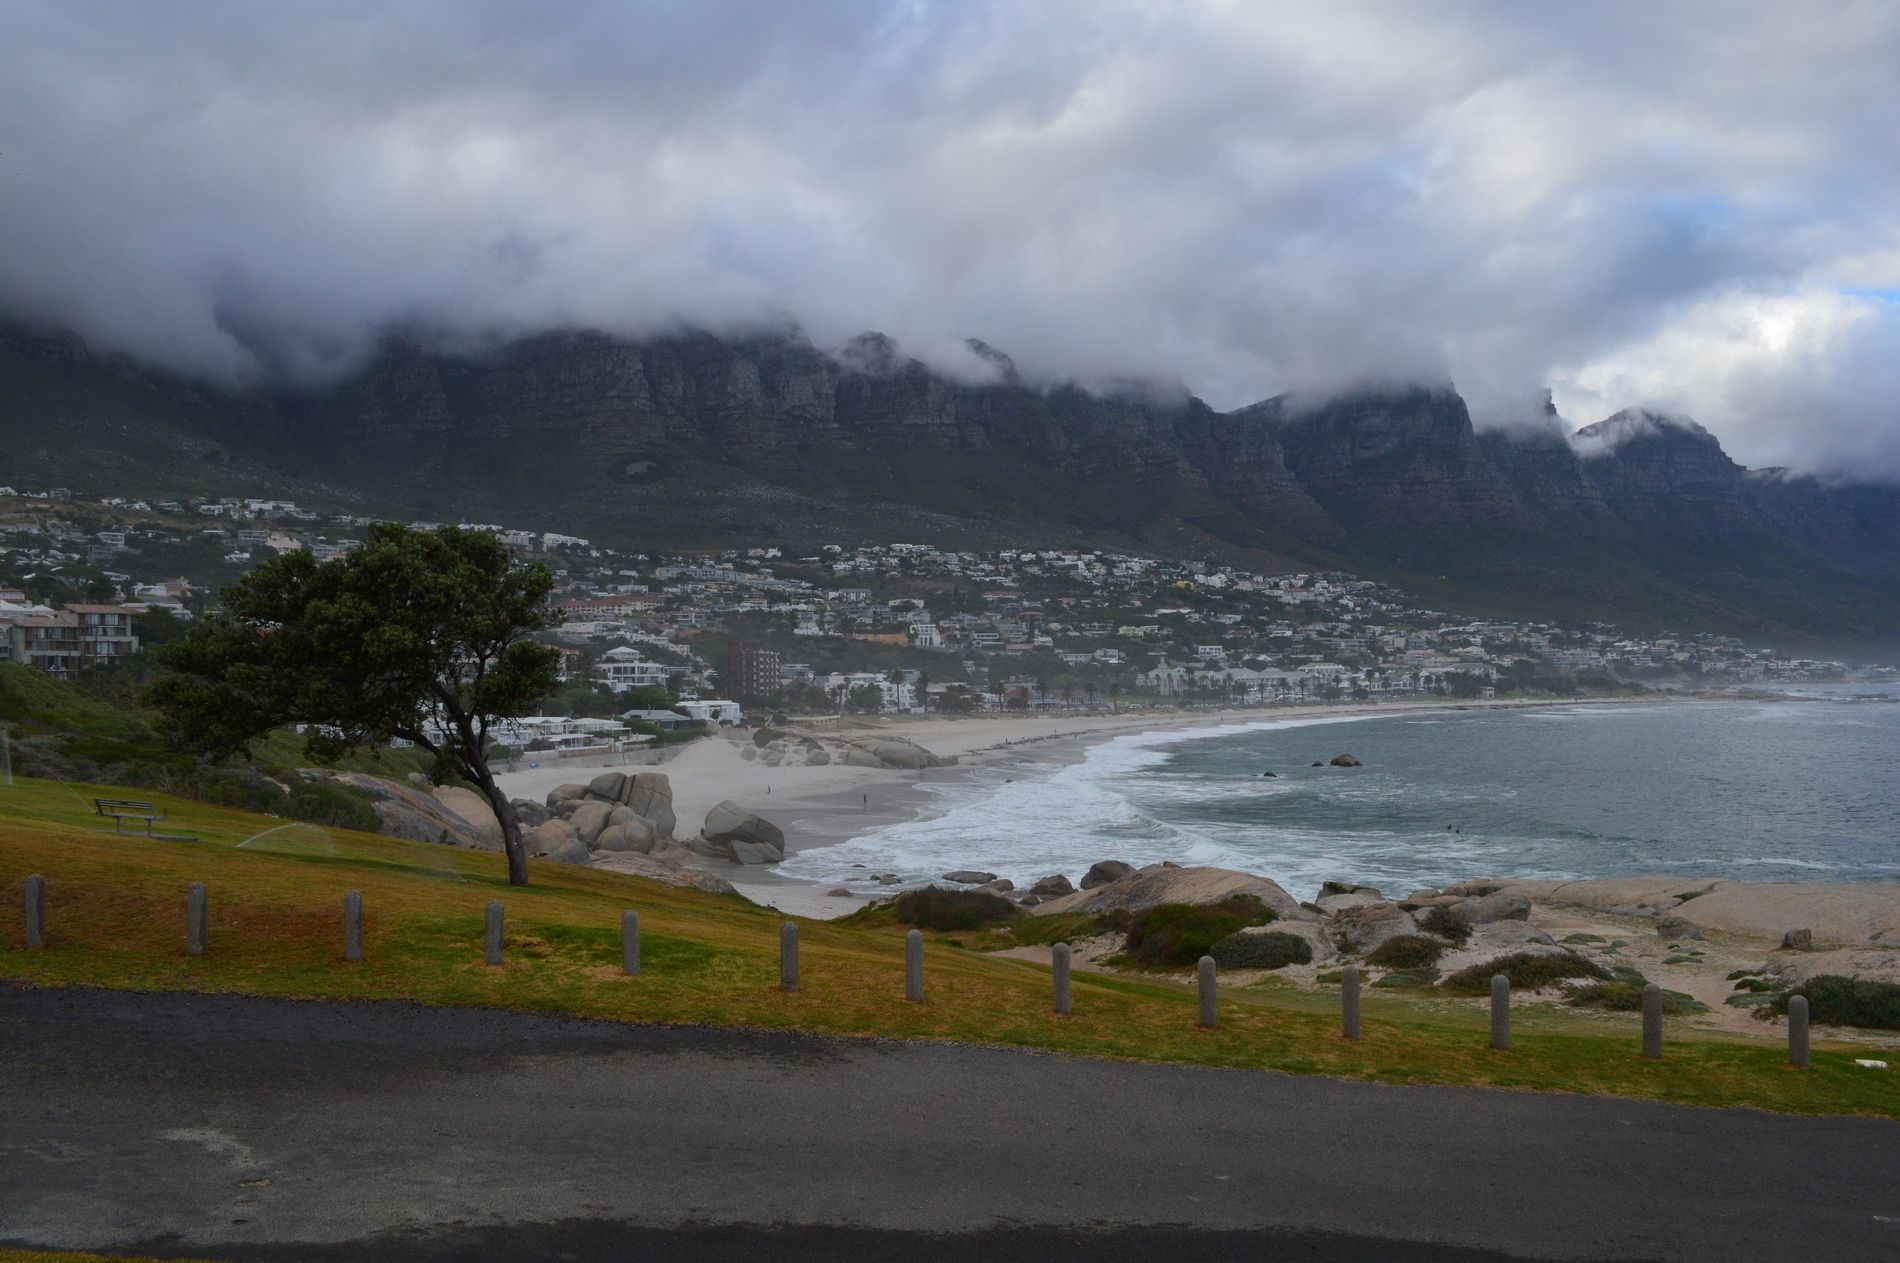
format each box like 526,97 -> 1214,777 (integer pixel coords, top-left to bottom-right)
892,886 -> 1017,932
0,662 -> 417,831
4,775 -> 1894,1121
148,524 -> 562,885
1208,929 -> 1313,970
1442,951 -> 1612,995
1773,976 -> 1900,1031
1364,934 -> 1447,969
1113,894 -> 1276,967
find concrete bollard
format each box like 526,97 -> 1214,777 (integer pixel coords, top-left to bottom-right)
622,910 -> 641,976
343,891 -> 363,962
1788,994 -> 1810,1068
484,900 -> 504,966
1052,942 -> 1072,1015
1490,974 -> 1510,1050
1641,982 -> 1664,1060
1342,964 -> 1362,1041
25,874 -> 46,950
905,928 -> 924,1002
1197,955 -> 1217,1028
187,882 -> 207,957
780,921 -> 799,993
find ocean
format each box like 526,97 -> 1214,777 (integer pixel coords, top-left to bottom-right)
777,693 -> 1900,899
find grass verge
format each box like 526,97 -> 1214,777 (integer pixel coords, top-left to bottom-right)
1,775 -> 1893,1119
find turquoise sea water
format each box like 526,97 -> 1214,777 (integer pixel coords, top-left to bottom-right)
781,692 -> 1900,899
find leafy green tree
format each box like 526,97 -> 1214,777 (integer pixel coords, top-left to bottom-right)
148,524 -> 560,885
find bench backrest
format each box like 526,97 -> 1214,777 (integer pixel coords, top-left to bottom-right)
95,799 -> 159,815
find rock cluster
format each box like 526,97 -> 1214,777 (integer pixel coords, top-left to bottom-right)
737,730 -> 953,772
531,772 -> 688,866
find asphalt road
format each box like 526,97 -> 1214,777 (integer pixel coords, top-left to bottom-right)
3,986 -> 1897,1262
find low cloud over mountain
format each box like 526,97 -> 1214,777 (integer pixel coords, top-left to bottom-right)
2,1 -> 1898,477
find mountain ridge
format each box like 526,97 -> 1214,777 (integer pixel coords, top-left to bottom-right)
2,322 -> 1896,651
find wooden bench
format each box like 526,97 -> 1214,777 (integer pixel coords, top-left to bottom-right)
95,798 -> 164,834
93,798 -> 197,842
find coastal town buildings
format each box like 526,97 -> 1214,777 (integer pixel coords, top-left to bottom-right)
1,483 -> 1887,713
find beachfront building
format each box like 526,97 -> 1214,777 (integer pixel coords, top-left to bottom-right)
678,698 -> 744,725
595,645 -> 671,692
0,603 -> 139,680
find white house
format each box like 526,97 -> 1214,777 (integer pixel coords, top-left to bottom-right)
594,645 -> 670,692
678,698 -> 743,725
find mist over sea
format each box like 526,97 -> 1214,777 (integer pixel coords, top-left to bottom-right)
780,693 -> 1900,900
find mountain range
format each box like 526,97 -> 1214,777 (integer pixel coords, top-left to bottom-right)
2,323 -> 1896,652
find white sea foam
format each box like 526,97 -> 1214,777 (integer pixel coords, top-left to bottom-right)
781,700 -> 1900,898
778,712 -> 1389,893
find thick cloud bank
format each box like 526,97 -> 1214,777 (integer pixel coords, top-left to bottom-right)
3,1 -> 1897,477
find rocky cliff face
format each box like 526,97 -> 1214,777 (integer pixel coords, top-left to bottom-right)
1572,409 -> 1756,535
1474,397 -> 1610,520
1250,388 -> 1524,534
4,322 -> 1898,645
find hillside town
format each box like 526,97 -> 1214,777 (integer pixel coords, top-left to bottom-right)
2,485 -> 1886,723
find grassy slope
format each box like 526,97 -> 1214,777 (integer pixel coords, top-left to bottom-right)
1,776 -> 1893,1122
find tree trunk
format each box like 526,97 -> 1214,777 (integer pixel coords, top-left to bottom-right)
470,762 -> 530,886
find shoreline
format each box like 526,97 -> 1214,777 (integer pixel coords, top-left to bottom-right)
515,693 -> 1714,919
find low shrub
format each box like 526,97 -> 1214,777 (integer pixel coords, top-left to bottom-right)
1366,935 -> 1446,969
1774,975 -> 1900,1031
1002,912 -> 1111,948
1417,905 -> 1472,945
1209,930 -> 1312,970
892,886 -> 1017,932
283,779 -> 383,832
1567,982 -> 1709,1014
1118,895 -> 1275,968
1443,951 -> 1611,995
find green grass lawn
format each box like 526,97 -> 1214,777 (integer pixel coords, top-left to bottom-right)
2,774 -> 1895,1121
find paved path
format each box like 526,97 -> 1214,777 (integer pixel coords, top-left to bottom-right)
3,985 -> 1898,1262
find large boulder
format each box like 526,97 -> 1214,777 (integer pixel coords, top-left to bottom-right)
595,818 -> 659,854
1081,860 -> 1136,890
510,798 -> 551,829
1029,874 -> 1075,899
1335,903 -> 1426,956
589,851 -> 738,895
546,783 -> 589,810
322,773 -> 496,851
844,738 -> 944,770
1449,892 -> 1531,925
586,771 -> 630,804
728,840 -> 783,866
696,800 -> 785,863
1329,753 -> 1363,767
1316,889 -> 1386,915
943,870 -> 999,884
566,800 -> 617,846
625,772 -> 676,839
526,818 -> 589,865
431,786 -> 503,845
1034,865 -> 1311,922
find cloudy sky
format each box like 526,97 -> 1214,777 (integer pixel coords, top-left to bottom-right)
3,0 -> 1897,476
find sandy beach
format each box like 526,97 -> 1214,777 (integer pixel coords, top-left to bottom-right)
496,696 -> 1692,918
